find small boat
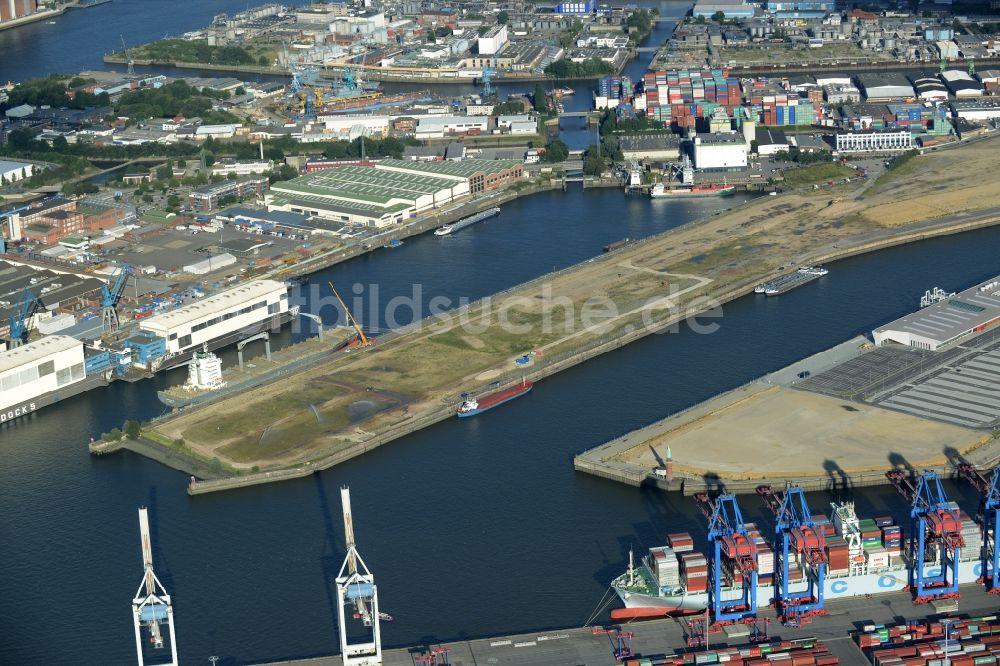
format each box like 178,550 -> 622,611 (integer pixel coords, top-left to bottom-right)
386,239 -> 403,248
555,87 -> 575,96
649,183 -> 666,198
798,266 -> 829,276
753,284 -> 766,294
457,379 -> 533,417
378,612 -> 394,622
434,225 -> 454,236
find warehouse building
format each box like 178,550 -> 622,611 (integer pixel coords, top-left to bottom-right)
0,159 -> 34,184
909,74 -> 949,101
267,159 -> 522,227
856,73 -> 914,101
188,177 -> 270,212
874,276 -> 1000,351
693,133 -> 748,170
941,70 -> 983,98
0,334 -> 84,417
138,279 -> 289,356
835,129 -> 913,153
619,134 -> 683,161
951,98 -> 1000,121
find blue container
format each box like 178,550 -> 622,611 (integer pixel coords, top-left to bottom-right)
776,106 -> 784,124
789,106 -> 796,124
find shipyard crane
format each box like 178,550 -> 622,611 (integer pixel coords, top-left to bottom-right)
886,469 -> 965,603
328,281 -> 375,348
757,484 -> 828,625
693,492 -> 759,623
8,288 -> 40,347
120,34 -> 136,78
131,507 -> 178,666
336,486 -> 383,666
102,263 -> 133,334
956,463 -> 1000,593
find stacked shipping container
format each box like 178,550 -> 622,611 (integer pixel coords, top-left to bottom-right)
641,68 -> 742,129
622,638 -> 842,665
859,616 -> 1000,665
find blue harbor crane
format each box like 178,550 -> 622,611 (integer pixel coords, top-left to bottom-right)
956,463 -> 1000,594
480,66 -> 495,98
8,288 -> 40,347
102,263 -> 132,334
886,469 -> 965,603
757,485 -> 828,625
693,492 -> 759,624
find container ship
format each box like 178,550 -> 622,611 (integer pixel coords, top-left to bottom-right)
457,378 -> 533,417
650,183 -> 735,198
611,501 -> 983,620
434,207 -> 500,236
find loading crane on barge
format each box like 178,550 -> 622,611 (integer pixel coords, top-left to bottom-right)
329,281 -> 375,348
336,486 -> 383,666
757,484 -> 828,625
693,492 -> 759,623
956,463 -> 1000,593
886,469 -> 965,603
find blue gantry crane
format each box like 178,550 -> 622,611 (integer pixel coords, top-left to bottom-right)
886,469 -> 965,603
102,263 -> 132,334
693,492 -> 759,623
956,463 -> 1000,594
8,288 -> 40,347
757,485 -> 828,625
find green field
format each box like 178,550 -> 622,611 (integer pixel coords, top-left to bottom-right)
780,163 -> 854,188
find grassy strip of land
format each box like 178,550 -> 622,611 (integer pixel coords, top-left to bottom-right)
779,163 -> 855,188
145,135 -> 1000,481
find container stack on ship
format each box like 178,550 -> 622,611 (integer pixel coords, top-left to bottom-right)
612,499 -> 983,617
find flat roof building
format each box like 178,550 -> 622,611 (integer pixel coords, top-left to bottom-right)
138,279 -> 289,355
873,276 -> 1000,350
856,73 -> 915,101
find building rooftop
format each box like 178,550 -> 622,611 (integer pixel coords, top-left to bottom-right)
215,206 -> 312,226
0,334 -> 80,376
377,157 -> 522,179
272,167 -> 458,205
139,280 -> 286,332
874,276 -> 1000,348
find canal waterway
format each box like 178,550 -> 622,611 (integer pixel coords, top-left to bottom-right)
2,181 -> 1000,664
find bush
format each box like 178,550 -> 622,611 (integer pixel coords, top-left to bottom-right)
209,457 -> 223,474
124,420 -> 141,440
173,438 -> 185,448
105,428 -> 123,442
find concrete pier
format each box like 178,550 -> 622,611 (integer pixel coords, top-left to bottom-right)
248,582 -> 1000,666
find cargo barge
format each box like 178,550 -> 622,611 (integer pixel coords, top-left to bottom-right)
611,500 -> 982,619
650,183 -> 735,198
754,266 -> 828,296
457,378 -> 533,417
434,207 -> 500,236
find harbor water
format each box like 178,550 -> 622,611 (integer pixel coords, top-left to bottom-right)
0,3 -> 996,664
1,182 -> 998,664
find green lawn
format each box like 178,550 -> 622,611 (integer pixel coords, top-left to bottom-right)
780,163 -> 854,188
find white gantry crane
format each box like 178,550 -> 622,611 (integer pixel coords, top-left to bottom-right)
336,486 -> 383,666
131,507 -> 178,666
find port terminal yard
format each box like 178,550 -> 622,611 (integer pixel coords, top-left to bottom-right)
248,583 -> 1000,666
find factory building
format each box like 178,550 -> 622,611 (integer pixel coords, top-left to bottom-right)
856,73 -> 915,101
476,24 -> 508,55
0,334 -> 84,418
835,130 -> 913,153
873,277 -> 1000,351
138,279 -> 290,356
267,159 -> 522,227
693,133 -> 748,170
0,0 -> 35,22
619,134 -> 683,161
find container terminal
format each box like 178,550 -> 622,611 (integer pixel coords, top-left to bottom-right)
128,467 -> 1000,666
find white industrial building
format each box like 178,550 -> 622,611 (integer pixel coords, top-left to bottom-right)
182,253 -> 238,275
951,98 -> 1000,121
856,73 -> 914,101
0,159 -> 35,185
414,115 -> 489,139
139,280 -> 289,355
0,335 -> 85,416
210,159 -> 275,177
318,114 -> 391,138
835,130 -> 913,153
873,276 -> 1000,351
693,133 -> 748,170
477,24 -> 508,55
